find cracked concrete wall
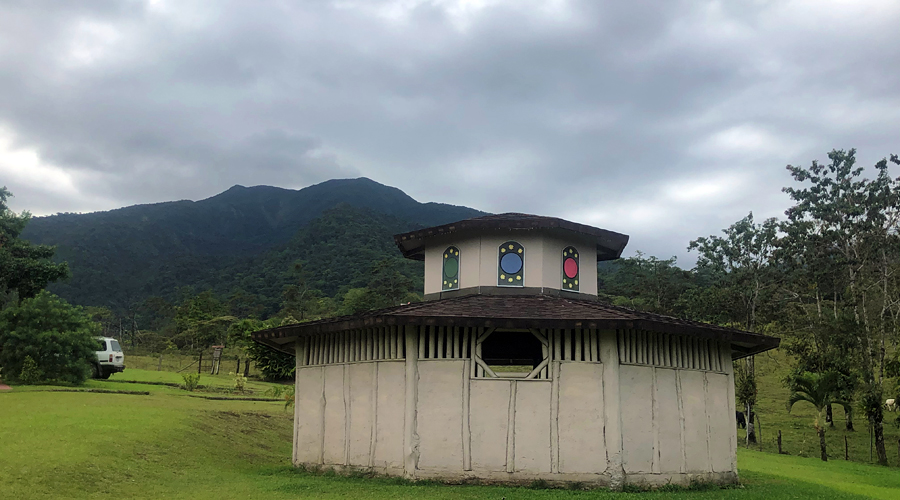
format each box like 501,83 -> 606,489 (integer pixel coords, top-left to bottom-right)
292,360 -> 405,471
292,330 -> 737,484
619,364 -> 736,475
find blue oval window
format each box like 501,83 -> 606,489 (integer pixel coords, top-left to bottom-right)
500,253 -> 523,274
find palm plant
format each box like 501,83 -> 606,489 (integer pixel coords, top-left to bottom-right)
787,371 -> 844,461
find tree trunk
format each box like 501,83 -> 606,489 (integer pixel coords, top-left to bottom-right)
846,407 -> 854,431
826,404 -> 834,427
818,426 -> 828,462
874,419 -> 888,465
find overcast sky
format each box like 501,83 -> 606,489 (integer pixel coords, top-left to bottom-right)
1,0 -> 898,265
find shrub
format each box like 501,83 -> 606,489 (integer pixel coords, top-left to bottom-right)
181,373 -> 201,391
233,373 -> 247,393
0,291 -> 98,385
18,355 -> 42,384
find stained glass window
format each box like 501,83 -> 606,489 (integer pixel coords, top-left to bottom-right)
442,246 -> 460,291
498,241 -> 524,287
562,246 -> 579,291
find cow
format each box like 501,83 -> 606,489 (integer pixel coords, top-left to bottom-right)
736,411 -> 756,428
886,399 -> 898,412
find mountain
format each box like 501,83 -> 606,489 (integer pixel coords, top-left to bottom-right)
21,178 -> 485,311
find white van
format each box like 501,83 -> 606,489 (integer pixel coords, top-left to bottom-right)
93,337 -> 125,379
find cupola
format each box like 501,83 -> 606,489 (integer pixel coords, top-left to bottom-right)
393,213 -> 630,299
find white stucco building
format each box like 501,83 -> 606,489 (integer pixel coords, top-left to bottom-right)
252,213 -> 779,489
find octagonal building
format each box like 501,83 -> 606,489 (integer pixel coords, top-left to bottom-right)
252,213 -> 779,489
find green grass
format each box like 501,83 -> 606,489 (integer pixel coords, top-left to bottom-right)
3,366 -> 900,499
745,350 -> 900,466
125,353 -> 263,378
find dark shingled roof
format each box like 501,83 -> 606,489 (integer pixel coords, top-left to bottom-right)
252,294 -> 778,359
393,213 -> 630,261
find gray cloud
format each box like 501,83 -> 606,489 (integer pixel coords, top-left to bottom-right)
1,0 -> 899,265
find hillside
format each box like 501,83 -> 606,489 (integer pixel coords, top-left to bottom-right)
21,178 -> 484,311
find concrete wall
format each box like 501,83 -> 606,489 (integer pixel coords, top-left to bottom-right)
422,232 -> 597,296
619,365 -> 734,475
292,328 -> 737,487
292,357 -> 406,473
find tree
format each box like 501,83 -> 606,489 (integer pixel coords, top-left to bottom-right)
228,318 -> 295,381
280,261 -> 315,320
0,291 -> 99,384
689,212 -> 780,334
780,150 -> 900,465
787,371 -> 844,461
173,290 -> 231,349
0,187 -> 69,306
598,253 -> 694,316
735,363 -> 758,446
367,258 -> 417,308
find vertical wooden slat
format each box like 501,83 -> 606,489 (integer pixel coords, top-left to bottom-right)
541,340 -> 549,378
587,329 -> 595,362
475,334 -> 483,377
552,329 -> 559,361
563,329 -> 570,361
344,331 -> 350,363
470,328 -> 478,378
616,330 -> 623,363
645,331 -> 650,365
326,333 -> 337,364
625,330 -> 637,363
688,337 -> 697,370
462,327 -> 470,359
428,326 -> 437,358
666,334 -> 673,367
452,328 -> 459,359
391,326 -> 400,359
334,332 -> 340,363
575,329 -> 582,362
375,329 -> 382,360
438,327 -> 445,359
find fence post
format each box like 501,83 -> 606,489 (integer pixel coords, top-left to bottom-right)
157,354 -> 163,372
756,414 -> 762,451
243,359 -> 250,377
198,352 -> 203,375
777,430 -> 783,454
845,436 -> 849,460
236,358 -> 241,375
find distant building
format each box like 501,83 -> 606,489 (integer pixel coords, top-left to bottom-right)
252,213 -> 778,489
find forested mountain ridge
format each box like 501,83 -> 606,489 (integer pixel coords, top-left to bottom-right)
21,178 -> 485,311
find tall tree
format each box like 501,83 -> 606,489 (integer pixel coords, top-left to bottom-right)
598,252 -> 694,316
0,187 -> 69,306
688,212 -> 780,334
780,149 -> 900,464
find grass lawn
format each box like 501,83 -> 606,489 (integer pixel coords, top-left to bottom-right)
2,368 -> 899,499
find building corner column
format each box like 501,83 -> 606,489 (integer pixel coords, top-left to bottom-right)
403,325 -> 420,478
292,339 -> 305,466
600,329 -> 625,491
